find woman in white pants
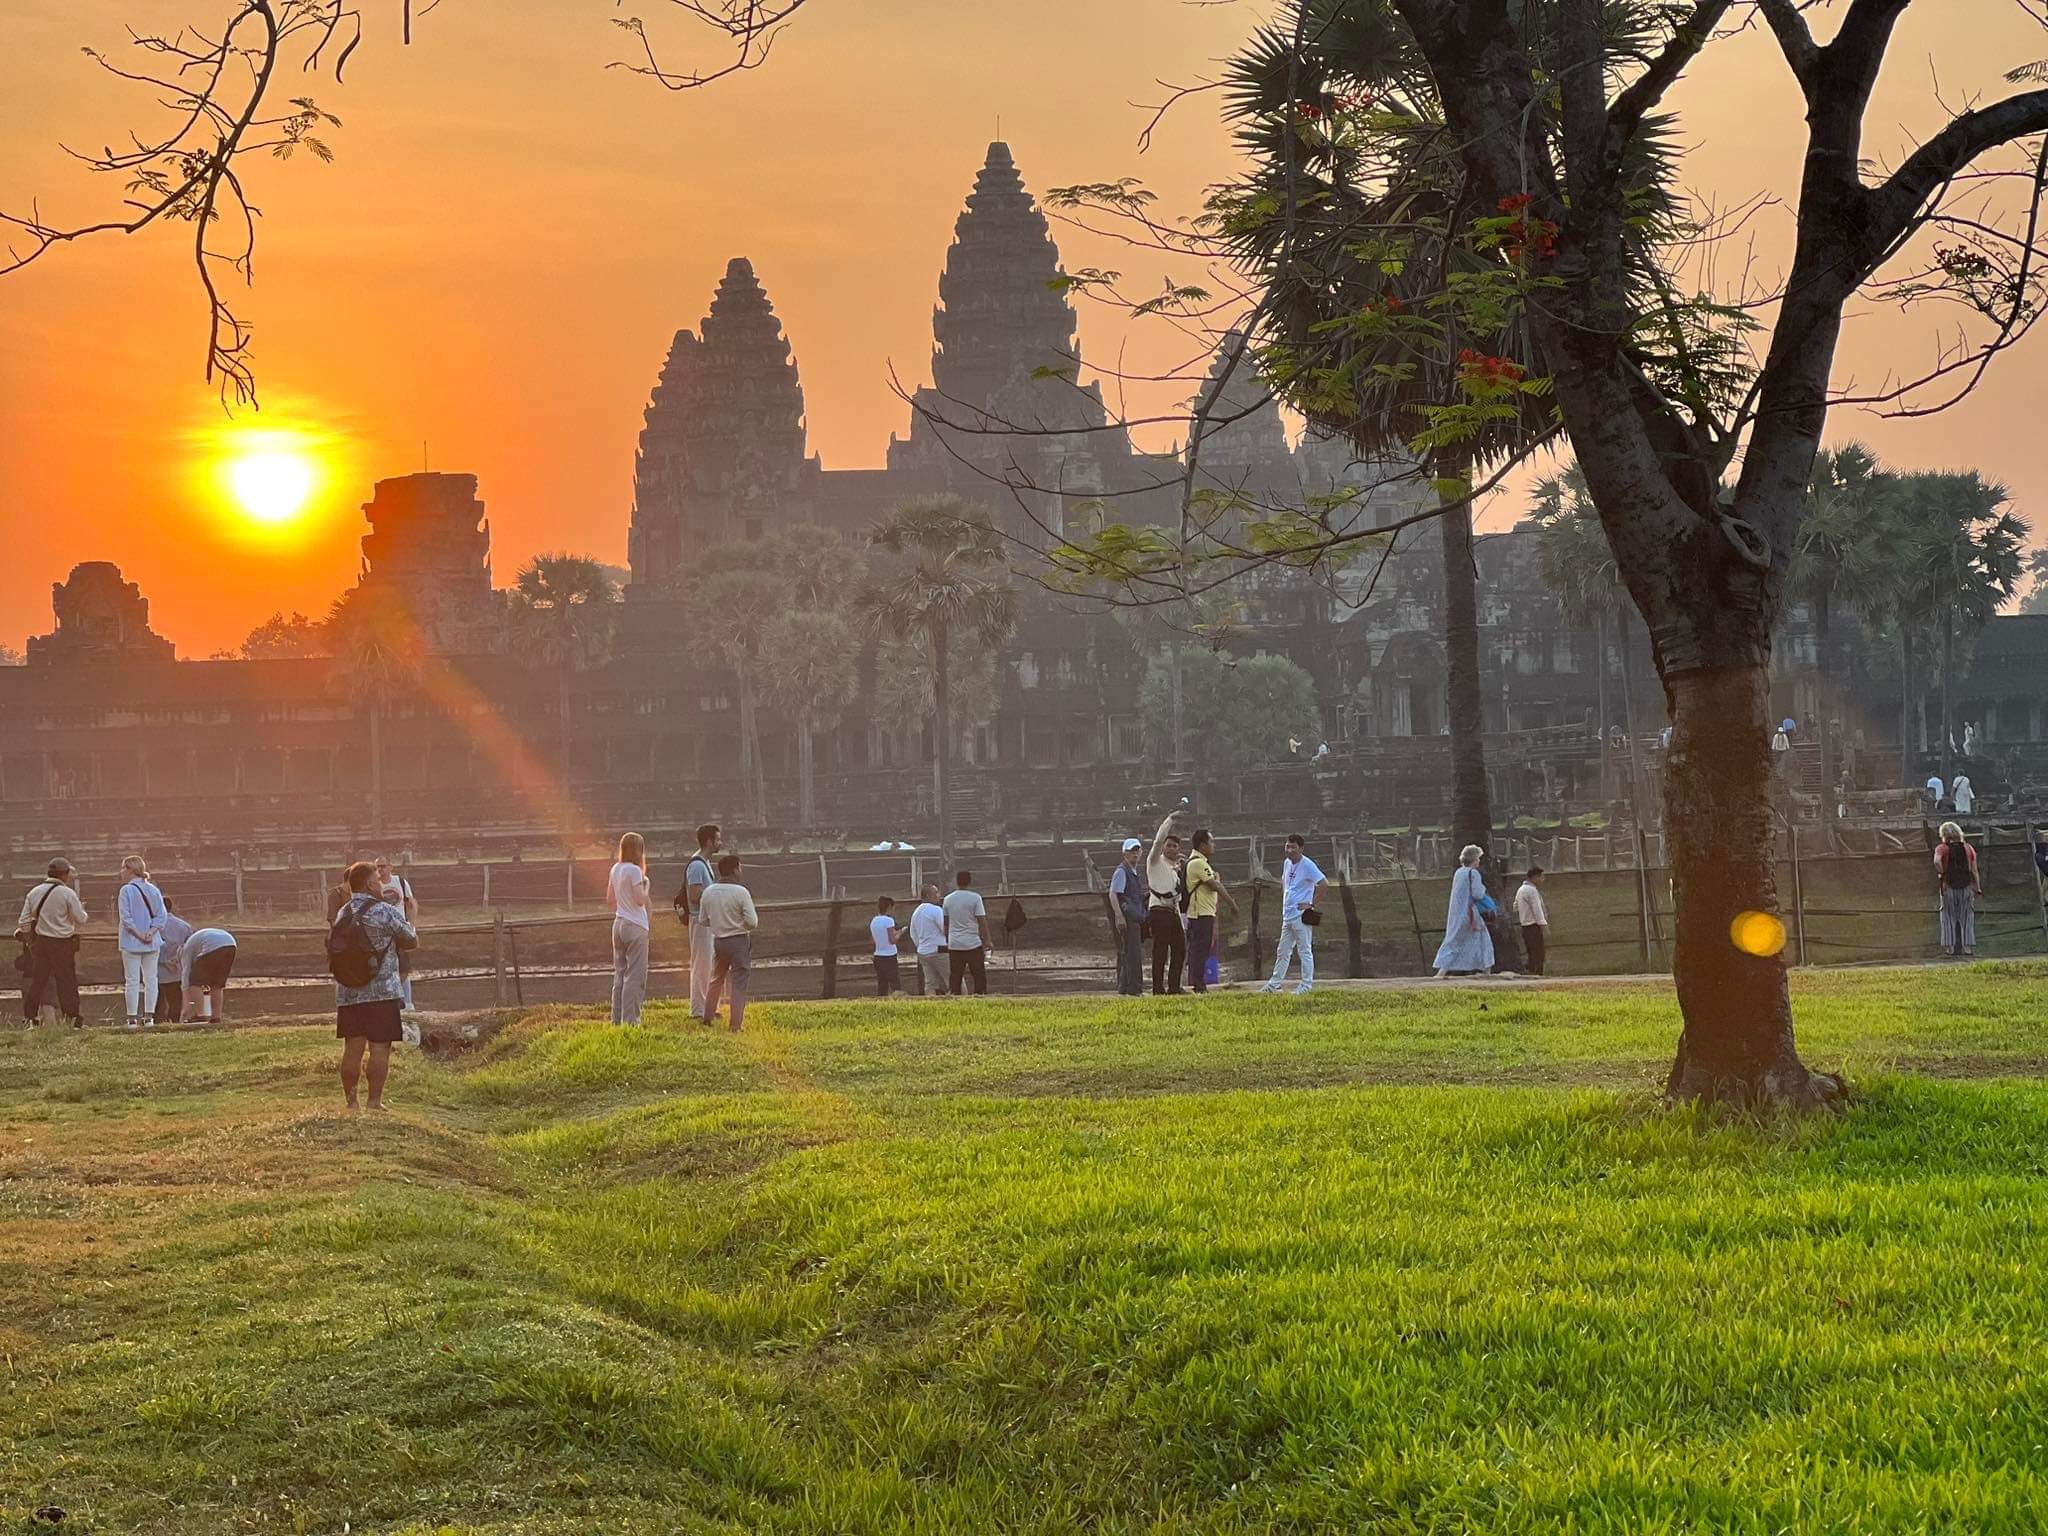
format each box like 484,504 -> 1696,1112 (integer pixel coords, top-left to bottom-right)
608,832 -> 652,1025
116,854 -> 168,1029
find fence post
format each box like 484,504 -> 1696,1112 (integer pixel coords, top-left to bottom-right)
1340,872 -> 1364,978
819,853 -> 829,900
998,852 -> 1011,894
232,848 -> 245,919
565,857 -> 575,910
1790,825 -> 1808,967
508,925 -> 525,1006
492,911 -> 509,1006
482,861 -> 491,909
1248,879 -> 1265,979
821,900 -> 843,999
910,853 -> 921,897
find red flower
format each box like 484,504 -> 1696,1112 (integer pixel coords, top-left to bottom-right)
1498,193 -> 1534,213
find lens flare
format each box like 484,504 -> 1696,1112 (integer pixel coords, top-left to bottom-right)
1729,910 -> 1787,958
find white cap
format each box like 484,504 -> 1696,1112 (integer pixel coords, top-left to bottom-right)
1122,837 -> 1143,852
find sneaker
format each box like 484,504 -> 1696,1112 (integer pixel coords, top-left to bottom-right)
1259,982 -> 1281,993
1292,984 -> 1313,995
124,1018 -> 140,1032
142,1017 -> 156,1029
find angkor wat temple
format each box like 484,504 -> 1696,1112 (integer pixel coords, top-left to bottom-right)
5,143 -> 2046,851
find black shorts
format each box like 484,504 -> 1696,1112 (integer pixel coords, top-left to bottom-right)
189,945 -> 237,989
337,998 -> 403,1042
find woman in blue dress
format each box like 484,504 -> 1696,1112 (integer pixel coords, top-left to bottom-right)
1432,844 -> 1496,976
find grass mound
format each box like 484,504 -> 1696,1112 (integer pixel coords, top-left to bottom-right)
3,967 -> 2046,1532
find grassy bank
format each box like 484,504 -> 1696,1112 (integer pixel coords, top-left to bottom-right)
4,966 -> 2046,1533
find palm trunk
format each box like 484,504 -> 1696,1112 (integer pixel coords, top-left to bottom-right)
1438,489 -> 1493,857
1594,608 -> 1611,804
737,663 -> 767,829
1439,484 -> 1509,968
1813,594 -> 1836,795
797,709 -> 816,829
558,670 -> 573,796
1897,629 -> 1915,783
368,703 -> 385,838
1940,604 -> 1955,782
933,620 -> 953,867
1661,663 -> 1842,1108
1617,609 -> 1644,823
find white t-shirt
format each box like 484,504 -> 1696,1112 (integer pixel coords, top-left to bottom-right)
1280,855 -> 1326,922
908,902 -> 946,956
942,888 -> 987,949
608,861 -> 650,930
870,913 -> 899,957
1515,881 -> 1548,927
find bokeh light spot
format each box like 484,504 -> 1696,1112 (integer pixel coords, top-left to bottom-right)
1730,910 -> 1787,958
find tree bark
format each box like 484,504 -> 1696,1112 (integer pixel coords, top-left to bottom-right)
797,708 -> 816,830
1662,664 -> 1844,1109
1898,630 -> 1915,784
736,662 -> 767,829
933,619 -> 953,868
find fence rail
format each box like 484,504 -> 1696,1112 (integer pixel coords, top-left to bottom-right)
22,829 -> 2048,1024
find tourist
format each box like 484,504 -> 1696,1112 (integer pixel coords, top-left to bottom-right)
15,858 -> 87,1030
1183,829 -> 1237,994
374,856 -> 420,1009
1515,865 -> 1550,977
1107,836 -> 1147,997
1432,845 -> 1496,977
870,896 -> 902,997
1952,773 -> 1975,816
116,854 -> 168,1030
332,860 -> 417,1110
1925,773 -> 1946,810
607,831 -> 652,1025
908,884 -> 948,995
1934,821 -> 1981,959
943,870 -> 994,996
1261,833 -> 1326,994
699,852 -> 758,1031
678,823 -> 721,1022
1145,812 -> 1187,996
180,923 -> 240,1022
154,898 -> 193,1026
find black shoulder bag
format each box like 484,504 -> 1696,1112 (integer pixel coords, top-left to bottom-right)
12,883 -> 58,978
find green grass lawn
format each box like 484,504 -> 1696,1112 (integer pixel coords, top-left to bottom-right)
4,965 -> 2047,1534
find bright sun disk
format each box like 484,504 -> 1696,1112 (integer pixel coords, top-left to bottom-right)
222,432 -> 318,528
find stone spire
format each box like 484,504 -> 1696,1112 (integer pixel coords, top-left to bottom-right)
1191,330 -> 1293,475
930,142 -> 1083,414
630,257 -> 810,585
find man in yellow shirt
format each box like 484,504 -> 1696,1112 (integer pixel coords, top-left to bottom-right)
1183,829 -> 1237,994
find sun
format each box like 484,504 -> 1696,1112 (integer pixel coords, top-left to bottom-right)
216,428 -> 322,530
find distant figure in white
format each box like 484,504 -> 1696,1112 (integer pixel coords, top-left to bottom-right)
1432,845 -> 1496,978
1261,834 -> 1326,995
608,831 -> 652,1025
116,854 -> 168,1030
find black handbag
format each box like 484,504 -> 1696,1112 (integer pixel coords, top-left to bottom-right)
1300,905 -> 1324,928
12,882 -> 58,976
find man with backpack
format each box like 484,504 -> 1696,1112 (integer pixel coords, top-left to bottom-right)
329,860 -> 418,1110
16,858 -> 88,1029
675,823 -> 721,1023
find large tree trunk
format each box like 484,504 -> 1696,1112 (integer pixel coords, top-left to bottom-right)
737,663 -> 767,829
1616,608 -> 1644,823
1662,664 -> 1844,1109
933,620 -> 953,868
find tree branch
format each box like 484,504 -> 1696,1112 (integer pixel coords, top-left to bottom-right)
1607,1 -> 1733,146
1865,88 -> 2048,263
1753,0 -> 1818,89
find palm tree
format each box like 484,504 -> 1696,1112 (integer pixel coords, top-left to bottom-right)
1791,444 -> 1888,791
1214,4 -> 1682,870
1532,468 -> 1646,818
862,496 -> 1016,864
688,527 -> 862,829
325,586 -> 422,838
508,554 -> 621,794
758,610 -> 860,829
1893,473 -> 2028,779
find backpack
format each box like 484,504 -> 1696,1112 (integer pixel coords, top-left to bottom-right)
327,900 -> 384,988
1942,840 -> 1975,891
1177,862 -> 1192,915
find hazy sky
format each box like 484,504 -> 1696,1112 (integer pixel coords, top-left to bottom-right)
2,0 -> 2043,656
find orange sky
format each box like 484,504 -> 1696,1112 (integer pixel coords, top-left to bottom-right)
2,0 -> 2043,656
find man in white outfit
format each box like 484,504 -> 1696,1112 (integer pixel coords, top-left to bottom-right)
1262,834 -> 1326,994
